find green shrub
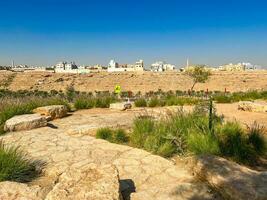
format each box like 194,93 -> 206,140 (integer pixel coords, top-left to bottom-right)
187,132 -> 220,155
130,117 -> 154,148
134,98 -> 147,107
113,129 -> 129,143
156,141 -> 176,157
148,97 -> 159,107
247,123 -> 266,155
95,97 -> 112,108
214,95 -> 232,103
0,140 -> 41,182
96,128 -> 113,142
217,122 -> 258,164
74,96 -> 95,109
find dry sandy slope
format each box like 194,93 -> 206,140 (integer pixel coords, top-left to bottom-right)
1,70 -> 267,93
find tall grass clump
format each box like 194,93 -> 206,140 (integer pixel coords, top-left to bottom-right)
95,96 -> 114,108
96,128 -> 113,142
96,127 -> 129,144
187,131 -> 220,155
74,96 -> 95,109
217,121 -> 266,165
134,98 -> 147,107
0,140 -> 42,182
247,122 -> 266,155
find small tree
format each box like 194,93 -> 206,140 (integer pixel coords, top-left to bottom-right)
186,65 -> 211,91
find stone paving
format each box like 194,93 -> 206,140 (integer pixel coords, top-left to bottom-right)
1,109 -> 220,200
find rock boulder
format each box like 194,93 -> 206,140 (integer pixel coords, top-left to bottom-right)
45,164 -> 122,200
4,114 -> 47,132
33,105 -> 68,120
238,101 -> 267,113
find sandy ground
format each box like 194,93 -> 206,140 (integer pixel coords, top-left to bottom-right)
71,103 -> 267,134
1,70 -> 267,93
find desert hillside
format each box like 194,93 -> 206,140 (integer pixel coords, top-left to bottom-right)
0,70 -> 267,93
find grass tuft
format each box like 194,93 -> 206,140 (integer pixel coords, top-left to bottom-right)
0,140 -> 42,182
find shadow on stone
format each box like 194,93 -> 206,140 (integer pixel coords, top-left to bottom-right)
119,179 -> 136,200
47,123 -> 58,129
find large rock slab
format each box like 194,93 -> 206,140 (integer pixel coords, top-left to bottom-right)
33,105 -> 68,120
45,164 -> 122,200
0,181 -> 43,200
4,114 -> 47,132
238,101 -> 267,113
191,155 -> 267,200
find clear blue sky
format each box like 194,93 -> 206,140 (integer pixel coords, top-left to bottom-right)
0,0 -> 267,68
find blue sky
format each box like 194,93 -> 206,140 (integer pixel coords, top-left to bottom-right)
0,0 -> 267,67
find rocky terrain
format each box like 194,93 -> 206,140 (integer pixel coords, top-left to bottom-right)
0,105 -> 267,199
1,71 -> 267,93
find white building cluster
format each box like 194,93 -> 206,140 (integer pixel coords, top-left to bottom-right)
107,59 -> 144,72
151,61 -> 176,72
218,62 -> 260,71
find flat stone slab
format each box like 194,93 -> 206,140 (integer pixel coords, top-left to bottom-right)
0,181 -> 43,200
4,114 -> 47,132
238,101 -> 267,113
33,105 -> 68,120
45,164 -> 121,200
191,155 -> 267,200
110,102 -> 132,110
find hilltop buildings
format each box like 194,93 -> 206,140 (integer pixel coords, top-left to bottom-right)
218,62 -> 260,71
151,61 -> 176,72
107,59 -> 144,72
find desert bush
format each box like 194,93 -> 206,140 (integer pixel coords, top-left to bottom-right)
0,140 -> 41,182
187,131 -> 220,155
165,96 -> 200,106
96,128 -> 113,142
134,98 -> 147,107
247,122 -> 266,155
113,129 -> 129,143
66,85 -> 76,101
213,94 -> 232,103
216,122 -> 263,165
147,97 -> 163,107
130,118 -> 176,157
95,96 -> 113,108
74,96 -> 95,109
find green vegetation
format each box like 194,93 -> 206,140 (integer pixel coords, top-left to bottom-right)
74,95 -> 117,109
96,128 -> 113,142
217,121 -> 266,164
134,98 -> 147,107
0,140 -> 42,182
96,127 -> 129,144
97,101 -> 266,165
135,96 -> 201,108
214,90 -> 267,103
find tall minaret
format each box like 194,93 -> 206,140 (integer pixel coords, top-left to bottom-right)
12,60 -> 14,68
186,58 -> 189,68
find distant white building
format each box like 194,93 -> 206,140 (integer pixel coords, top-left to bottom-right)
107,59 -> 144,72
54,61 -> 90,73
218,62 -> 259,71
55,61 -> 78,70
151,61 -> 175,72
